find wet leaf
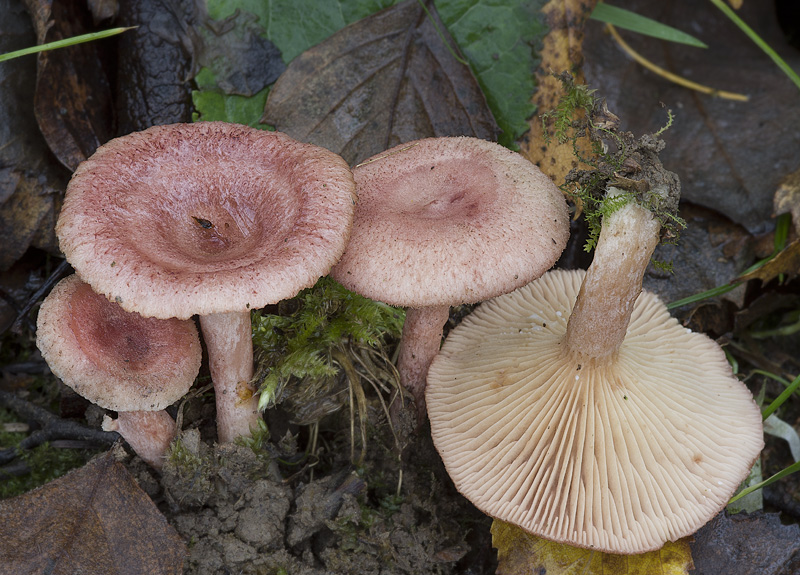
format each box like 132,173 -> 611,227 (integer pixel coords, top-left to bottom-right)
0,172 -> 59,271
691,511 -> 800,575
195,9 -> 285,97
736,238 -> 800,284
25,0 -> 114,170
521,0 -> 598,185
582,0 -> 800,233
492,519 -> 693,575
644,204 -> 752,317
437,0 -> 548,147
0,450 -> 186,574
0,0 -> 65,270
262,0 -> 498,165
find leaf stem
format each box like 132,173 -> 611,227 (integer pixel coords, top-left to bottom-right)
606,23 -> 748,101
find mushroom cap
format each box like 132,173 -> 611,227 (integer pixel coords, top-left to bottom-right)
36,275 -> 202,412
57,122 -> 356,319
426,269 -> 764,554
330,137 -> 569,308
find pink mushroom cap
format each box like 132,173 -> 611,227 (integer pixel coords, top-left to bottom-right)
36,275 -> 201,412
331,137 -> 569,307
56,122 -> 357,320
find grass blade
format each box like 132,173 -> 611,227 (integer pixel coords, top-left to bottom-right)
591,3 -> 708,48
708,0 -> 800,92
0,27 -> 136,63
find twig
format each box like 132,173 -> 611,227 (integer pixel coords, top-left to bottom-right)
0,389 -> 118,465
4,258 -> 72,335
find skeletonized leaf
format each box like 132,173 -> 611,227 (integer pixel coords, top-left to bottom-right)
0,450 -> 185,575
262,0 -> 498,165
492,519 -> 693,575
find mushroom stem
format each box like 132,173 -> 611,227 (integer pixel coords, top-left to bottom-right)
397,305 -> 450,417
564,189 -> 661,358
102,410 -> 177,470
199,311 -> 261,443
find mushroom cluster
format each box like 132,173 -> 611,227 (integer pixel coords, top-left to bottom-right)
332,137 -> 569,419
426,193 -> 764,553
51,122 -> 356,445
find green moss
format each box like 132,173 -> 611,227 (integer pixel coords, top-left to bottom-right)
252,277 -> 404,413
541,73 -> 686,257
0,408 -> 95,499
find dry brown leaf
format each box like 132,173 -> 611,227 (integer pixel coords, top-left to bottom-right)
0,450 -> 186,575
262,0 -> 498,166
0,3 -> 66,270
521,0 -> 598,186
774,167 -> 800,234
24,0 -> 114,171
492,519 -> 694,575
737,238 -> 800,284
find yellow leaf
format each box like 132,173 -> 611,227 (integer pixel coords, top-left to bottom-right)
492,519 -> 694,575
522,0 -> 597,187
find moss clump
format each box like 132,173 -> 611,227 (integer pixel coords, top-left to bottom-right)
542,72 -> 685,258
0,408 -> 95,499
252,277 -> 404,421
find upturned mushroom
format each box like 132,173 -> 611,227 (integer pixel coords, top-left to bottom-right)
331,137 -> 569,418
36,275 -> 201,469
426,192 -> 764,553
56,122 -> 356,442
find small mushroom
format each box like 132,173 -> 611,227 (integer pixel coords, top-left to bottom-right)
331,137 -> 569,418
426,196 -> 764,553
36,275 -> 201,469
56,122 -> 356,442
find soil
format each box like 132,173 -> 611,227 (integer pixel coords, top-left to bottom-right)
124,394 -> 496,575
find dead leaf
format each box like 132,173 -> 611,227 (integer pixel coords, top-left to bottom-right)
25,0 -> 114,171
690,511 -> 800,575
0,2 -> 66,271
644,203 -> 752,313
262,0 -> 498,165
736,238 -> 800,284
0,450 -> 186,575
0,172 -> 59,271
521,0 -> 598,185
196,8 -> 285,97
774,167 -> 800,234
582,0 -> 800,233
492,519 -> 694,575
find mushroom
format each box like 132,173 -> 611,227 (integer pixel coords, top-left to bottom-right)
36,275 -> 201,469
426,194 -> 764,553
330,137 -> 569,418
56,122 -> 356,443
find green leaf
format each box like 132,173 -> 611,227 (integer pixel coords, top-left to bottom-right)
195,0 -> 549,147
437,0 -> 547,147
590,3 -> 708,49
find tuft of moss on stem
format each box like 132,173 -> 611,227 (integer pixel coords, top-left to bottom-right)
542,73 -> 686,259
